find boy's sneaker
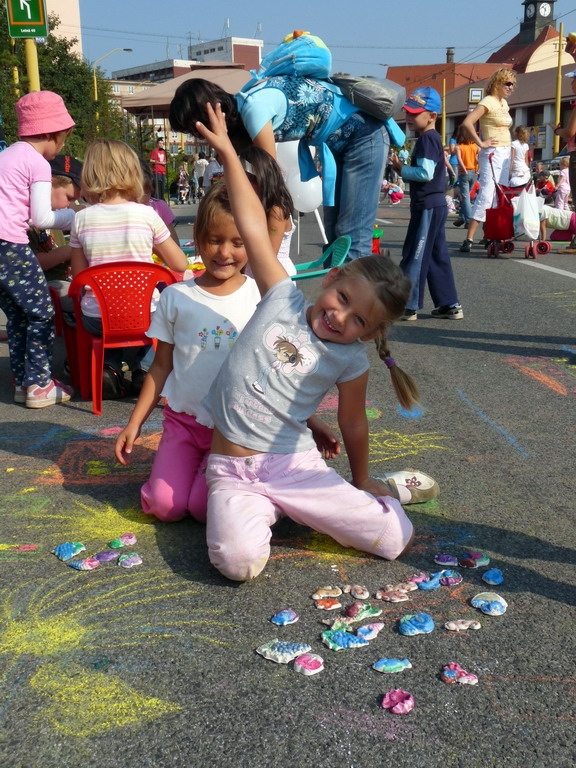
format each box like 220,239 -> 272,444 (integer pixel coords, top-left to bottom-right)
459,239 -> 473,253
26,379 -> 73,409
401,309 -> 418,321
431,304 -> 464,320
14,385 -> 27,404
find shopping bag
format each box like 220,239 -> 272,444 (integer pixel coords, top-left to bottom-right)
512,185 -> 540,240
485,188 -> 514,241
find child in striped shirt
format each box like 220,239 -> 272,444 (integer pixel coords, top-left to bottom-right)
70,139 -> 187,397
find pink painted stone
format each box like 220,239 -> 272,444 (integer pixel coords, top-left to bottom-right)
381,689 -> 415,714
406,572 -> 428,583
293,653 -> 324,675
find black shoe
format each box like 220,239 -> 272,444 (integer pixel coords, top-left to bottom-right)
102,365 -> 129,400
459,239 -> 472,253
453,218 -> 465,227
400,309 -> 418,321
431,304 -> 464,320
130,368 -> 147,395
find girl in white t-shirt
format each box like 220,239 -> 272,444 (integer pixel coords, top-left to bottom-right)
509,126 -> 532,187
70,139 -> 186,396
114,182 -> 262,522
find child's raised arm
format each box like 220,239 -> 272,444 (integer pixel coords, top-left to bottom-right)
195,103 -> 288,296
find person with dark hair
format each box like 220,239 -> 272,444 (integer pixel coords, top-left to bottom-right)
150,138 -> 167,201
169,76 -> 389,261
238,145 -> 296,275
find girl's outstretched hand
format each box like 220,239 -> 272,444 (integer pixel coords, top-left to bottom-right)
194,103 -> 233,158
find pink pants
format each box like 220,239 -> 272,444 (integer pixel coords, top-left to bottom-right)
141,406 -> 212,523
205,448 -> 414,581
555,186 -> 570,211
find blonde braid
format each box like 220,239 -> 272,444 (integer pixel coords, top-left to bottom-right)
375,333 -> 420,410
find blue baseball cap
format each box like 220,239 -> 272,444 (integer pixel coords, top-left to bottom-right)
404,87 -> 442,114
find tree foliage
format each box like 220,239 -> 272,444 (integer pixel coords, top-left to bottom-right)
0,3 -> 124,157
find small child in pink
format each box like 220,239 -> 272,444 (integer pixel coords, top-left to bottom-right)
555,157 -> 571,210
0,91 -> 76,408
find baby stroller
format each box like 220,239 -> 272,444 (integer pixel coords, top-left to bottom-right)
484,153 -> 550,259
177,177 -> 191,205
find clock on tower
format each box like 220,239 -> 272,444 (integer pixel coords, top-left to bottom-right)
520,0 -> 556,43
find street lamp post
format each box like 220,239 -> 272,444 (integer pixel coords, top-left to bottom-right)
92,47 -> 133,132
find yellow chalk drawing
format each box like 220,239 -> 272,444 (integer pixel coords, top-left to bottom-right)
533,289 -> 576,314
367,429 -> 449,463
30,662 -> 181,737
0,490 -> 154,542
0,572 -> 238,734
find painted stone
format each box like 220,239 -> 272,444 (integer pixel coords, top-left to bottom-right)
52,541 -> 86,561
441,662 -> 479,685
381,689 -> 415,714
294,653 -> 324,675
375,589 -> 411,602
356,622 -> 384,641
271,608 -> 299,626
315,598 -> 342,610
93,550 -> 121,563
321,628 -> 369,651
311,586 -> 342,599
344,601 -> 382,622
439,570 -> 463,586
118,552 -> 143,568
372,658 -> 412,674
383,581 -> 418,593
459,551 -> 490,568
108,532 -> 138,549
343,584 -> 370,600
471,592 -> 507,616
257,639 -> 312,663
68,557 -> 100,571
444,619 -> 482,632
482,568 -> 504,586
406,572 -> 428,583
434,553 -> 459,567
398,612 -> 435,636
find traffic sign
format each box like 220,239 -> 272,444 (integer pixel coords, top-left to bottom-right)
6,0 -> 49,39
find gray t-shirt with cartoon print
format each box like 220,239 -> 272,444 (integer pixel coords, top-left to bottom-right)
203,278 -> 370,454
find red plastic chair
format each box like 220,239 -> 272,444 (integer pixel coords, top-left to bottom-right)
65,262 -> 177,415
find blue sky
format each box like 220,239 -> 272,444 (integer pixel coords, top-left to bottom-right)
76,0 -> 576,77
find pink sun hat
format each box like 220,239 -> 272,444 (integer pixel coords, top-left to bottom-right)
16,91 -> 75,137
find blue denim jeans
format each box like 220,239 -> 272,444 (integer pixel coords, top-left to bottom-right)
323,115 -> 389,260
457,170 -> 477,225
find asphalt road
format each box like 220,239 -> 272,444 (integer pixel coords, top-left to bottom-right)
0,197 -> 575,768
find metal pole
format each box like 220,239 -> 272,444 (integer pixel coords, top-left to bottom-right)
554,22 -> 564,155
24,39 -> 40,92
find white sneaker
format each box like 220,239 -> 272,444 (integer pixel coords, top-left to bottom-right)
26,379 -> 73,409
374,469 -> 440,505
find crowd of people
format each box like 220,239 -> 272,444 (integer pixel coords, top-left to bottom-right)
0,35 -> 575,580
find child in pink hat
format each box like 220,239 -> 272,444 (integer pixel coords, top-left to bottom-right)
0,91 -> 77,408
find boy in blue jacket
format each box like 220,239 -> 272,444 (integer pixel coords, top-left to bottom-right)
392,87 -> 463,321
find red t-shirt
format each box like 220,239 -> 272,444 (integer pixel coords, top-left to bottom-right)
150,147 -> 166,176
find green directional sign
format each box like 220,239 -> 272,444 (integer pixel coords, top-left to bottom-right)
6,0 -> 49,38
